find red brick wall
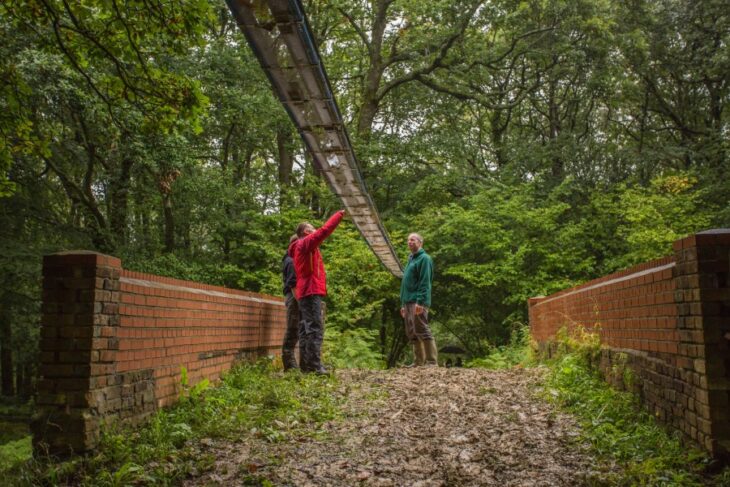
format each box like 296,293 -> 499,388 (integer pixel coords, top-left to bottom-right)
117,270 -> 285,407
33,252 -> 286,454
529,231 -> 730,458
529,255 -> 677,355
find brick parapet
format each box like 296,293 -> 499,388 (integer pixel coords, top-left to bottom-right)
529,230 -> 730,459
33,251 -> 286,455
674,230 -> 730,456
33,251 -> 123,454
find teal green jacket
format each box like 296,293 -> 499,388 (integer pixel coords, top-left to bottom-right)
400,248 -> 433,307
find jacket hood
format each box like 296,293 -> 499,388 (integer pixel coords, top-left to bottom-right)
287,239 -> 299,257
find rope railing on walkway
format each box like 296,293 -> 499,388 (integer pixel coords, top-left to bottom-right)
225,0 -> 403,278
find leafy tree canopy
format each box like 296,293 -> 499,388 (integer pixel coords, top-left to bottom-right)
0,0 -> 727,386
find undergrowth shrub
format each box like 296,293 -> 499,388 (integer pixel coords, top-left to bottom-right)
543,326 -> 728,486
0,436 -> 32,474
323,327 -> 384,369
0,401 -> 33,475
8,359 -> 343,486
465,324 -> 535,369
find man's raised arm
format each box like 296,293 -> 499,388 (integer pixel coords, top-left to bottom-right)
298,210 -> 345,253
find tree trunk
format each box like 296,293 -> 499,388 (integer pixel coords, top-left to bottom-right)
355,0 -> 388,141
163,193 -> 175,253
15,364 -> 23,399
379,303 -> 388,356
277,126 -> 295,206
357,90 -> 381,142
0,307 -> 13,396
491,111 -> 508,169
387,328 -> 407,369
109,158 -> 134,247
548,77 -> 563,181
221,123 -> 236,172
277,127 -> 294,187
142,211 -> 151,247
20,363 -> 32,399
46,157 -> 111,250
309,156 -> 322,216
383,301 -> 407,368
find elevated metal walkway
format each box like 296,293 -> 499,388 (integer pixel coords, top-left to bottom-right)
225,0 -> 403,277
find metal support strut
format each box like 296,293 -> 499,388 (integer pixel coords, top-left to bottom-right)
226,0 -> 403,277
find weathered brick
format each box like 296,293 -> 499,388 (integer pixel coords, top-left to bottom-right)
59,351 -> 91,363
39,364 -> 75,378
89,363 -> 115,376
36,393 -> 68,406
698,418 -> 713,435
99,350 -> 115,363
36,251 -> 289,456
59,326 -> 93,339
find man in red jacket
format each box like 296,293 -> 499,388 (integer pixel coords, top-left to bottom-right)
288,209 -> 345,374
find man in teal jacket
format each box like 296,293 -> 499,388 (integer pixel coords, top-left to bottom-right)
400,233 -> 437,366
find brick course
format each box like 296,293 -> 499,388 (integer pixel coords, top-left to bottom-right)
529,230 -> 730,458
32,252 -> 286,455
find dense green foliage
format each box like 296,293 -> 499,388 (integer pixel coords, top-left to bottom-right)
6,361 -> 343,485
0,0 -> 727,391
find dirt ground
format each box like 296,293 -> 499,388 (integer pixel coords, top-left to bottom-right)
186,367 -> 604,486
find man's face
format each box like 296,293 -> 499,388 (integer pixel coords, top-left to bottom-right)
303,224 -> 315,236
407,234 -> 422,253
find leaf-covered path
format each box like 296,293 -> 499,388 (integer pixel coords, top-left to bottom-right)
186,367 -> 601,486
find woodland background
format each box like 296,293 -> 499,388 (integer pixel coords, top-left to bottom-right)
1,0 -> 728,398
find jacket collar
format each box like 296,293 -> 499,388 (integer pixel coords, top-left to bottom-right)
409,248 -> 425,261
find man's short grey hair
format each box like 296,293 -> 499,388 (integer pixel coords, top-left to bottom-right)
408,233 -> 424,244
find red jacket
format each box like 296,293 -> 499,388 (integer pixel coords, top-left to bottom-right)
289,210 -> 345,299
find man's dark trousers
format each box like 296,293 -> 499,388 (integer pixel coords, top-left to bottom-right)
298,295 -> 324,372
282,291 -> 300,370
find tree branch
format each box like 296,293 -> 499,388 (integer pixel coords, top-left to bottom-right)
43,156 -> 107,231
338,7 -> 370,51
376,1 -> 484,102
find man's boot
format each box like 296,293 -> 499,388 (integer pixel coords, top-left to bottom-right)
405,341 -> 425,367
424,339 -> 438,366
282,349 -> 298,371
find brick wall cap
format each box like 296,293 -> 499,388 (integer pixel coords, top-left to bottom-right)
674,229 -> 730,250
44,251 -> 122,268
696,228 -> 730,235
530,255 -> 674,304
696,229 -> 730,247
120,270 -> 284,303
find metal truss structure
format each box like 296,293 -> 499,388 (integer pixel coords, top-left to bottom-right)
225,0 -> 403,278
